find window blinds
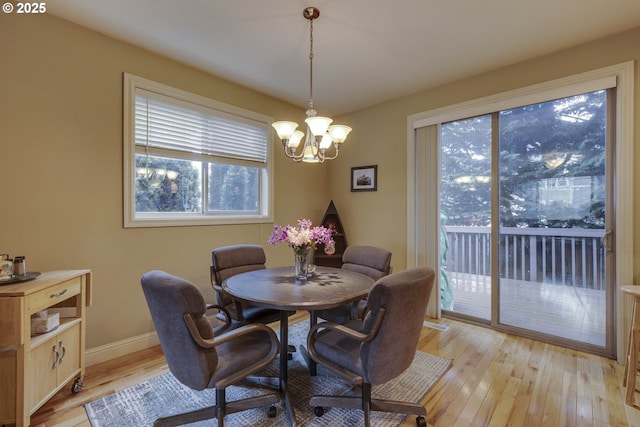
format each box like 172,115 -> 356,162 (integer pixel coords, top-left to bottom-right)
135,88 -> 268,164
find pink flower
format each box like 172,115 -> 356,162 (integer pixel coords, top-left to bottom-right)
268,218 -> 334,251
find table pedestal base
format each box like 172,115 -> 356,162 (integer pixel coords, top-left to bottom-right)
279,311 -> 297,426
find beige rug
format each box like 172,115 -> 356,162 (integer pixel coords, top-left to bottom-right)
85,321 -> 452,426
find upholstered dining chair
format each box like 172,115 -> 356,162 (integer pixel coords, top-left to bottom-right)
306,267 -> 435,427
141,270 -> 280,427
211,244 -> 276,323
211,244 -> 296,357
315,245 -> 392,323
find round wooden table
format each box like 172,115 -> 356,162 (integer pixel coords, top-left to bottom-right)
223,266 -> 374,311
223,266 -> 374,426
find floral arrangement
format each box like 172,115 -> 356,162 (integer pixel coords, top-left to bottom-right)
268,218 -> 334,254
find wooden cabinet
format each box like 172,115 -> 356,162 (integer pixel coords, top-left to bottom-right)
314,200 -> 347,268
0,270 -> 91,427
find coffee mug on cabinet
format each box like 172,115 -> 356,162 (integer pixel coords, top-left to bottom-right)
0,254 -> 13,280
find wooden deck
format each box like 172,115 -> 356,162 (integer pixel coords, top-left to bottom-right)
447,273 -> 606,347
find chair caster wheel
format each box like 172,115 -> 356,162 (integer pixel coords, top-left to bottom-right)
314,406 -> 324,417
287,353 -> 293,360
268,405 -> 277,418
71,377 -> 83,393
416,415 -> 426,427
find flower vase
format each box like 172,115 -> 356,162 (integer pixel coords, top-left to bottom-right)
294,247 -> 311,280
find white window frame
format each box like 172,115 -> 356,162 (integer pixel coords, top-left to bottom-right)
123,73 -> 274,228
406,62 -> 634,363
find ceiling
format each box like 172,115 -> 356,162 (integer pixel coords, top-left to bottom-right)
48,0 -> 640,115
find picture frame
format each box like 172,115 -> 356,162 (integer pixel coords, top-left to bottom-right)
351,165 -> 377,192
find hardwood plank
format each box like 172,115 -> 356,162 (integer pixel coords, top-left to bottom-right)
486,376 -> 521,427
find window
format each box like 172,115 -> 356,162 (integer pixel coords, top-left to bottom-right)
123,74 -> 273,227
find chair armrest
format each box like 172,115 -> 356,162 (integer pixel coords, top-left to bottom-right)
184,314 -> 280,352
212,278 -> 246,322
206,303 -> 232,324
206,303 -> 240,334
309,321 -> 368,343
350,300 -> 369,320
306,310 -> 384,384
307,307 -> 386,348
210,266 -> 217,286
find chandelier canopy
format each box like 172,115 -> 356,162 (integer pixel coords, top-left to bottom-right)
272,7 -> 352,163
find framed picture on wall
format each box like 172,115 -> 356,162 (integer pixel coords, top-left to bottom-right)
351,165 -> 377,192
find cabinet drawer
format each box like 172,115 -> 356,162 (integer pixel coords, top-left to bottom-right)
26,277 -> 81,315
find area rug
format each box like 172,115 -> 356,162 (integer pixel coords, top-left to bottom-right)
85,321 -> 452,426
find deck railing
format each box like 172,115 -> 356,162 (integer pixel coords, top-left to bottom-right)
443,226 -> 606,290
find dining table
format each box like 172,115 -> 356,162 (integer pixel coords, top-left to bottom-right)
222,265 -> 375,426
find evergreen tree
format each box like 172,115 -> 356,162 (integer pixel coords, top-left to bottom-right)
440,90 -> 606,229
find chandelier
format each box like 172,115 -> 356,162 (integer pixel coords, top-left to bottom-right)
272,7 -> 352,163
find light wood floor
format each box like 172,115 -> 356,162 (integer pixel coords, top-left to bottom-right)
19,313 -> 640,427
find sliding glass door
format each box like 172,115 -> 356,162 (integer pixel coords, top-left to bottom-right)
496,91 -> 611,349
439,115 -> 492,321
439,90 -> 614,355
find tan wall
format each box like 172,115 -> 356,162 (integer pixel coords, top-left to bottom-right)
0,14 -> 331,349
331,27 -> 640,276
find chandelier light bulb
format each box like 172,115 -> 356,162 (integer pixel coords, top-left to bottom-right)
319,133 -> 333,150
272,121 -> 299,140
288,130 -> 305,148
327,125 -> 352,143
302,144 -> 320,163
305,116 -> 333,136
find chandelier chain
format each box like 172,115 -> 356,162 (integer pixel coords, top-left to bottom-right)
308,16 -> 314,111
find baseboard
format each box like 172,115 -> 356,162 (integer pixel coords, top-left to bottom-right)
87,319 -> 451,367
85,314 -> 220,366
86,331 -> 159,367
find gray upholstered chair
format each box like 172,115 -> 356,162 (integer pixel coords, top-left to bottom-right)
307,267 -> 435,427
211,244 -> 281,324
141,270 -> 280,426
211,244 -> 296,357
316,245 -> 392,323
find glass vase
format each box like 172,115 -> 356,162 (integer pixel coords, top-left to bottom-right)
294,247 -> 311,280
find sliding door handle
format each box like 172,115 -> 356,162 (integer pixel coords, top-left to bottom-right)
601,230 -> 613,253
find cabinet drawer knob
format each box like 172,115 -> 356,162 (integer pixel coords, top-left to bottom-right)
50,288 -> 68,298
